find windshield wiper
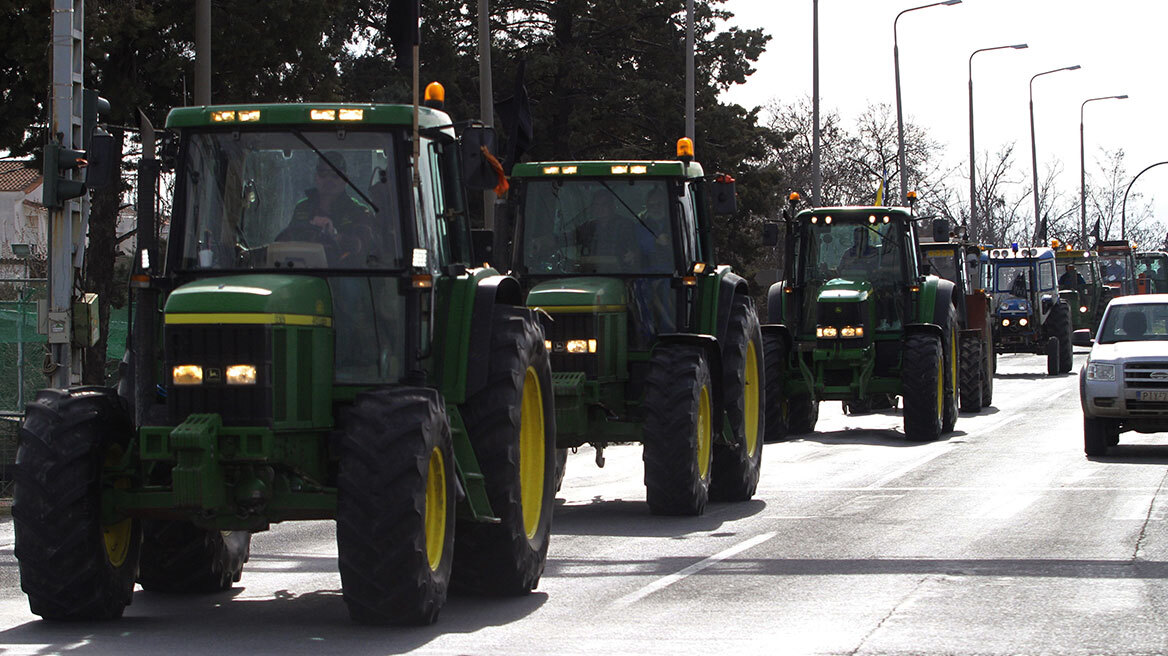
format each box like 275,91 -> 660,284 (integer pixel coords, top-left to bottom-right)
598,179 -> 656,238
288,129 -> 379,213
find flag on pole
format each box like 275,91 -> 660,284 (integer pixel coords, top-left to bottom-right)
874,169 -> 887,206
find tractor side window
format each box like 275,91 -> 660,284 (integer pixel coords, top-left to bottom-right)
1039,261 -> 1055,290
412,138 -> 447,271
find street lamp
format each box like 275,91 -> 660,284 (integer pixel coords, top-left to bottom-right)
1121,161 -> 1168,241
1029,64 -> 1081,241
894,0 -> 962,205
968,43 -> 1027,240
1080,94 -> 1128,245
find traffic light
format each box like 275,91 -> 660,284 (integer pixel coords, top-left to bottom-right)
42,142 -> 88,208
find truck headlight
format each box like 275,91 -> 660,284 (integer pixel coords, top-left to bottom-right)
226,364 -> 257,385
1086,362 -> 1116,381
173,365 -> 203,385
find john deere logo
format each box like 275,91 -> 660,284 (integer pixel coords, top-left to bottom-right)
206,367 -> 222,383
835,306 -> 843,313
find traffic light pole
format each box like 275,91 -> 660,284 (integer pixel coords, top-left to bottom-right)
47,0 -> 86,388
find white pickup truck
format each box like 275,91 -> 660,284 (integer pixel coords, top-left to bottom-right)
1080,294 -> 1168,455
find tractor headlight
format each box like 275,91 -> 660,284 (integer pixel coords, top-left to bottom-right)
173,365 -> 203,385
545,340 -> 552,351
564,339 -> 597,354
1080,305 -> 1088,313
816,326 -> 839,338
1001,319 -> 1011,327
1086,361 -> 1116,381
226,364 -> 257,385
839,326 -> 863,338
1019,318 -> 1029,327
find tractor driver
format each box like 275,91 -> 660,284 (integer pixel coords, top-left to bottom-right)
1059,264 -> 1087,291
838,226 -> 879,274
280,153 -> 375,265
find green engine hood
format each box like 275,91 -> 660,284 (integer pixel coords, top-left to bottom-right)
526,277 -> 628,311
165,274 -> 334,323
817,278 -> 873,303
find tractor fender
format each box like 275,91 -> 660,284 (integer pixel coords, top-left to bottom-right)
714,270 -> 750,344
466,274 -> 524,397
654,333 -> 724,423
766,280 -> 788,325
904,322 -> 945,341
928,278 -> 959,327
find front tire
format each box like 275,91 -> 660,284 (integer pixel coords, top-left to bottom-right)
454,307 -> 555,595
336,387 -> 455,625
710,297 -> 764,502
643,343 -> 713,515
942,307 -> 959,433
1051,301 -> 1074,373
1083,416 -> 1113,457
138,522 -> 250,593
13,387 -> 141,621
902,333 -> 944,442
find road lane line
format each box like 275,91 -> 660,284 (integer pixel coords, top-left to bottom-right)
610,531 -> 777,609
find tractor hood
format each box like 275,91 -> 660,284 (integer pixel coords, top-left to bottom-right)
817,278 -> 872,304
996,296 -> 1031,317
164,274 -> 334,319
526,277 -> 628,311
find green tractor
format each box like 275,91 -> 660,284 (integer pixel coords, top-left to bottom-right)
1135,250 -> 1168,294
504,139 -> 763,516
763,194 -> 961,442
1054,246 -> 1109,340
918,233 -> 995,412
14,88 -> 557,625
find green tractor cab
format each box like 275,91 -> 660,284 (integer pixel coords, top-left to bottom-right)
1054,246 -> 1108,340
987,245 -> 1074,374
506,140 -> 763,516
764,198 -> 961,442
1135,250 -> 1168,294
14,92 -> 556,625
1097,239 -> 1138,296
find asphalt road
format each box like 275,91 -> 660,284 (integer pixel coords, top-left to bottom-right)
2,348 -> 1168,655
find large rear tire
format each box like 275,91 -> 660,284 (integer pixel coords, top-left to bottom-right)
336,387 -> 455,625
982,342 -> 995,406
454,307 -> 555,595
959,334 -> 983,413
1053,301 -> 1074,373
763,331 -> 790,442
643,343 -> 713,515
138,522 -> 250,593
710,297 -> 764,502
942,307 -> 959,433
1046,337 -> 1060,376
902,333 -> 944,442
13,387 -> 141,620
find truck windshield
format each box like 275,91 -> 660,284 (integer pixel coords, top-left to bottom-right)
802,216 -> 906,285
1098,303 -> 1168,343
175,129 -> 405,272
520,178 -> 675,275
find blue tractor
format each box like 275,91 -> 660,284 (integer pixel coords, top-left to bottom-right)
987,245 -> 1074,375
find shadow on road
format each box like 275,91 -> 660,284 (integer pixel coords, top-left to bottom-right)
1088,443 -> 1168,464
793,428 -> 959,448
551,498 -> 767,538
995,372 -> 1072,380
0,579 -> 547,655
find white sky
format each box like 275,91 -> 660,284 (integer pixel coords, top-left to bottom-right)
722,0 -> 1168,235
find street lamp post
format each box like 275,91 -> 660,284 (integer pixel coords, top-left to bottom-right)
894,0 -> 961,205
1080,94 -> 1128,246
968,44 -> 1027,240
1028,64 -> 1081,242
812,0 -> 821,206
1121,161 -> 1168,241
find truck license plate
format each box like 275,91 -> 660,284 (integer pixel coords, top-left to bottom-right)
1138,391 -> 1168,402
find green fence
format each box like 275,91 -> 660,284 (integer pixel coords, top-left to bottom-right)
0,281 -> 128,496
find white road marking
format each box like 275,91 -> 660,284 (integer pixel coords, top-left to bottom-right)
610,531 -> 777,609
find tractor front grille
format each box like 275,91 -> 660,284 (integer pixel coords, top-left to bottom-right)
165,324 -> 273,426
543,312 -> 599,379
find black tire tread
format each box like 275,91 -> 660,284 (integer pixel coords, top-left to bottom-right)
901,334 -> 943,442
710,297 -> 764,502
137,521 -> 250,593
643,344 -> 713,516
959,334 -> 983,413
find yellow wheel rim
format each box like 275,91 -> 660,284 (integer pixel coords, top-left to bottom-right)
697,383 -> 712,480
519,366 -> 546,540
744,340 -> 760,457
104,519 -> 132,568
424,446 -> 447,571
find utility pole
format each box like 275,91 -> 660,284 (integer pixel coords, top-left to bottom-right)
46,0 -> 86,388
812,0 -> 821,206
478,0 -> 495,229
195,0 -> 211,104
686,0 -> 695,141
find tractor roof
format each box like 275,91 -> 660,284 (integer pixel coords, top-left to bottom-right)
795,206 -> 915,221
510,160 -> 704,179
987,246 -> 1056,262
165,103 -> 454,136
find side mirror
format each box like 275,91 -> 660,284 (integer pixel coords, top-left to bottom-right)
1072,329 -> 1093,347
461,125 -> 501,192
920,262 -> 933,276
931,217 -> 950,243
711,177 -> 737,215
84,131 -> 120,192
471,229 -> 494,266
762,222 -> 780,247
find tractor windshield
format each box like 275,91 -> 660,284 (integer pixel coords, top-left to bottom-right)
921,248 -> 959,283
802,215 -> 907,285
1100,256 -> 1129,284
174,129 -> 410,272
519,178 -> 678,275
995,264 -> 1034,296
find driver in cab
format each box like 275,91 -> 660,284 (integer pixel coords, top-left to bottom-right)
837,226 -> 878,275
281,153 -> 374,265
